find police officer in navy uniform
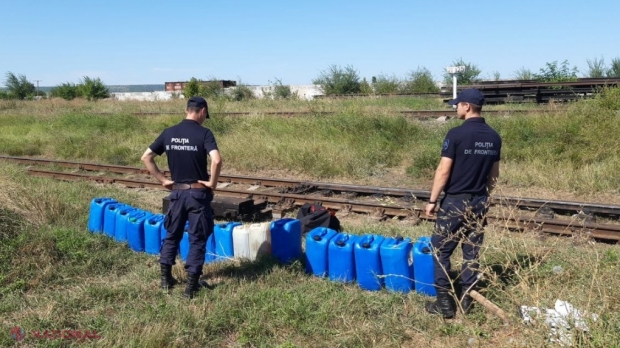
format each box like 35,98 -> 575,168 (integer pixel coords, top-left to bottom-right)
141,96 -> 222,299
424,89 -> 501,318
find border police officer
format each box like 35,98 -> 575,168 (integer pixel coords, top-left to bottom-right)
141,96 -> 222,299
424,89 -> 501,318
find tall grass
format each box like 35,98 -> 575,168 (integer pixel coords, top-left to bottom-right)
0,91 -> 618,196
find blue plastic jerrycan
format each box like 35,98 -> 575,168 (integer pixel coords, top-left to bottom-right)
126,211 -> 152,252
413,236 -> 436,296
305,227 -> 338,277
114,206 -> 137,243
213,222 -> 241,262
380,236 -> 414,293
354,234 -> 386,291
103,202 -> 126,238
88,197 -> 117,233
144,214 -> 165,255
328,233 -> 358,283
270,218 -> 302,264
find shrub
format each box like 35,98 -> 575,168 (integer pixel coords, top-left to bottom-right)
78,77 -> 109,101
401,67 -> 439,93
50,83 -> 79,100
372,74 -> 401,94
4,72 -> 35,100
607,57 -> 620,77
533,60 -> 578,84
229,84 -> 254,101
586,57 -> 606,78
271,78 -> 296,99
312,65 -> 361,95
513,67 -> 534,80
183,77 -> 225,99
442,58 -> 482,85
359,78 -> 372,95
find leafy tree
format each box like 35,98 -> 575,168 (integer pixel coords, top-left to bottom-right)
78,77 -> 109,101
533,60 -> 578,84
586,57 -> 606,78
50,82 -> 79,100
270,78 -> 296,99
183,77 -> 225,100
607,57 -> 620,78
513,67 -> 534,80
442,58 -> 482,85
492,71 -> 501,81
312,65 -> 361,95
372,74 -> 400,94
400,67 -> 439,93
183,77 -> 203,99
229,84 -> 254,101
359,78 -> 373,95
4,72 -> 35,100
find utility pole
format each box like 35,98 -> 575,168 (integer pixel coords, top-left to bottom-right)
33,80 -> 42,97
445,66 -> 465,108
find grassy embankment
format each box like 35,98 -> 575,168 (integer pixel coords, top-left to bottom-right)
1,90 -> 619,346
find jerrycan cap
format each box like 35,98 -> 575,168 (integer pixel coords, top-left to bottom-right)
312,235 -> 321,241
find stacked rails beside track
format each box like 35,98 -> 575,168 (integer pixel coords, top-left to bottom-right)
440,78 -> 620,104
2,156 -> 620,242
303,78 -> 620,104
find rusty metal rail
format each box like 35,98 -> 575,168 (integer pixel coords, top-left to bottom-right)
24,168 -> 620,242
2,155 -> 618,220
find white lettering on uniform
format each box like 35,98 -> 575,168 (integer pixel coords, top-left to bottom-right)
474,142 -> 494,148
170,138 -> 190,144
473,149 -> 498,155
464,149 -> 472,154
169,145 -> 198,151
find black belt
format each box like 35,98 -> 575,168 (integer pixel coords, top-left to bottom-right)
172,183 -> 206,190
444,193 -> 487,200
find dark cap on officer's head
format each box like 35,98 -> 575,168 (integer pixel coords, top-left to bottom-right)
187,96 -> 210,118
448,88 -> 485,106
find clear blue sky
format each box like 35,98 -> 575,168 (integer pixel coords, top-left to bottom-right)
1,0 -> 619,87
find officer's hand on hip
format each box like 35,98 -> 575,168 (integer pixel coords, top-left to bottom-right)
425,203 -> 437,217
162,179 -> 174,190
197,180 -> 215,191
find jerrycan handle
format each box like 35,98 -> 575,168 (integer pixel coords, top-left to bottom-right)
312,228 -> 329,241
395,235 -> 404,243
335,234 -> 348,246
360,235 -> 374,249
422,247 -> 432,254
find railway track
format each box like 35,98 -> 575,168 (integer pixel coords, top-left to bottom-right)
87,109 -> 560,119
2,156 -> 618,219
2,156 -> 620,242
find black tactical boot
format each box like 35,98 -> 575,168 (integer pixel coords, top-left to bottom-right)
460,293 -> 474,315
183,273 -> 214,299
425,288 -> 455,319
160,264 -> 178,290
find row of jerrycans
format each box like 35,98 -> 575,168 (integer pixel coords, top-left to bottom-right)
304,227 -> 436,296
87,197 -> 303,264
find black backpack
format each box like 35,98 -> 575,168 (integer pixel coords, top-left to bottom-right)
296,203 -> 342,235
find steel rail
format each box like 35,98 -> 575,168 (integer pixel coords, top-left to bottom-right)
25,168 -> 620,241
2,155 -> 618,219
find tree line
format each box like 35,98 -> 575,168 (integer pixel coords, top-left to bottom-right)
0,72 -> 109,101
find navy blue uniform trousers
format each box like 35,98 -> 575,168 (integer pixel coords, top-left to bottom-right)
431,194 -> 488,291
160,188 -> 214,276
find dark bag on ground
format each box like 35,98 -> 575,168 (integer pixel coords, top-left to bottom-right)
296,203 -> 341,235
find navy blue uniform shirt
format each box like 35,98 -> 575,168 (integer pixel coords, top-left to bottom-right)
149,119 -> 218,183
440,118 -> 501,195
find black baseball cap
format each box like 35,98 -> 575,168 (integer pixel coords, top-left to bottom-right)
187,96 -> 210,118
448,88 -> 485,106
